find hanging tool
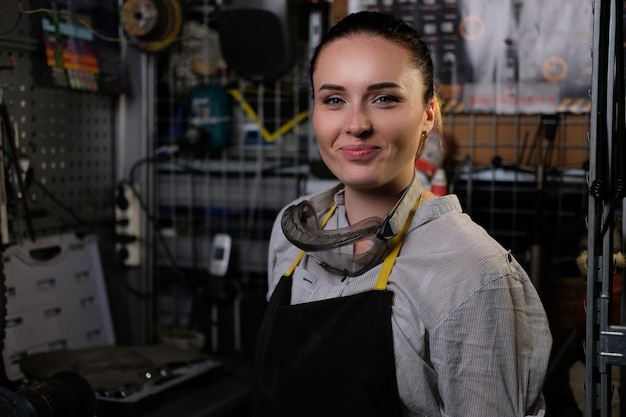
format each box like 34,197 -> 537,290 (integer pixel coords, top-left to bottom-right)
0,99 -> 35,242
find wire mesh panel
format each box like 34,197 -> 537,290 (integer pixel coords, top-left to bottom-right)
150,2 -> 313,348
154,78 -> 309,276
447,113 -> 590,273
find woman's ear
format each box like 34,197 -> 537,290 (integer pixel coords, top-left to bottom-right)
424,99 -> 436,132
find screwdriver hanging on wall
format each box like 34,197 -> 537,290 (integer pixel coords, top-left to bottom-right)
115,182 -> 141,266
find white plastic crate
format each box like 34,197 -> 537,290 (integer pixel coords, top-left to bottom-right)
2,233 -> 115,382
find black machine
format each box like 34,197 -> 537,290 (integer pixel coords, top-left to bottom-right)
0,371 -> 95,417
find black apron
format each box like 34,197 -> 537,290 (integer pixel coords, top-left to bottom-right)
250,274 -> 401,417
250,193 -> 423,417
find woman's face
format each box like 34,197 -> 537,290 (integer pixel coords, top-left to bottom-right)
312,34 -> 435,194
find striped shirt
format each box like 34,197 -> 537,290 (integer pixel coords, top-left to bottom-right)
267,190 -> 552,417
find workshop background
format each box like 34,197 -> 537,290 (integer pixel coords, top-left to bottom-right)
0,0 -> 615,416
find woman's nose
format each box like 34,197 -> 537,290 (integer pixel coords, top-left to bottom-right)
345,107 -> 372,137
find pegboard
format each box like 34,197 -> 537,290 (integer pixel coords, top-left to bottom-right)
0,0 -> 116,242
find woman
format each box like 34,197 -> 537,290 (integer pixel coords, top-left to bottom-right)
251,11 -> 552,417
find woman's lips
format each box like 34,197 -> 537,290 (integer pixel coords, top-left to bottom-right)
339,145 -> 381,161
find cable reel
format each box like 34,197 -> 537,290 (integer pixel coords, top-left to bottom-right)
120,0 -> 183,53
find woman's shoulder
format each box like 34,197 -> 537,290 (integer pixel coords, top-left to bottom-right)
412,194 -> 503,253
394,194 -> 524,316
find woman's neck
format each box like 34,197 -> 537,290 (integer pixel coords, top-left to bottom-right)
343,182 -> 408,225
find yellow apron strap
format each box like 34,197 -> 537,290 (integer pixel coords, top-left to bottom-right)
284,204 -> 338,277
374,192 -> 423,290
284,250 -> 305,277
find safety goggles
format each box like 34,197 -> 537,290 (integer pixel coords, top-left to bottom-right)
281,173 -> 422,276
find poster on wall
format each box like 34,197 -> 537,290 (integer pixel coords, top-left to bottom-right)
353,0 -> 595,114
31,0 -> 128,95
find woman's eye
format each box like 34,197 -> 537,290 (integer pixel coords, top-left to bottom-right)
375,95 -> 398,104
324,97 -> 344,106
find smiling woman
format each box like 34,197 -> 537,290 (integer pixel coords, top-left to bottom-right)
251,11 -> 552,417
311,34 -> 433,203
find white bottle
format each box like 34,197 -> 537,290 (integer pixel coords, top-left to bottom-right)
430,168 -> 447,196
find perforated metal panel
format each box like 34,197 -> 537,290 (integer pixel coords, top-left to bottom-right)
0,0 -> 115,241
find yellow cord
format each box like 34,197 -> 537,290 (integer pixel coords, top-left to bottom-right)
228,89 -> 309,143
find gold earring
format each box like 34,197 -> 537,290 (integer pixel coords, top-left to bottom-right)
421,131 -> 428,140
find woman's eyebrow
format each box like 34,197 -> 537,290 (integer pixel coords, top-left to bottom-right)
317,82 -> 401,93
367,82 -> 401,91
317,84 -> 344,93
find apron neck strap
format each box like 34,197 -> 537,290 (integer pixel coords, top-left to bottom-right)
373,191 -> 423,290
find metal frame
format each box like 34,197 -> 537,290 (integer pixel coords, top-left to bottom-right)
585,0 -> 625,415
